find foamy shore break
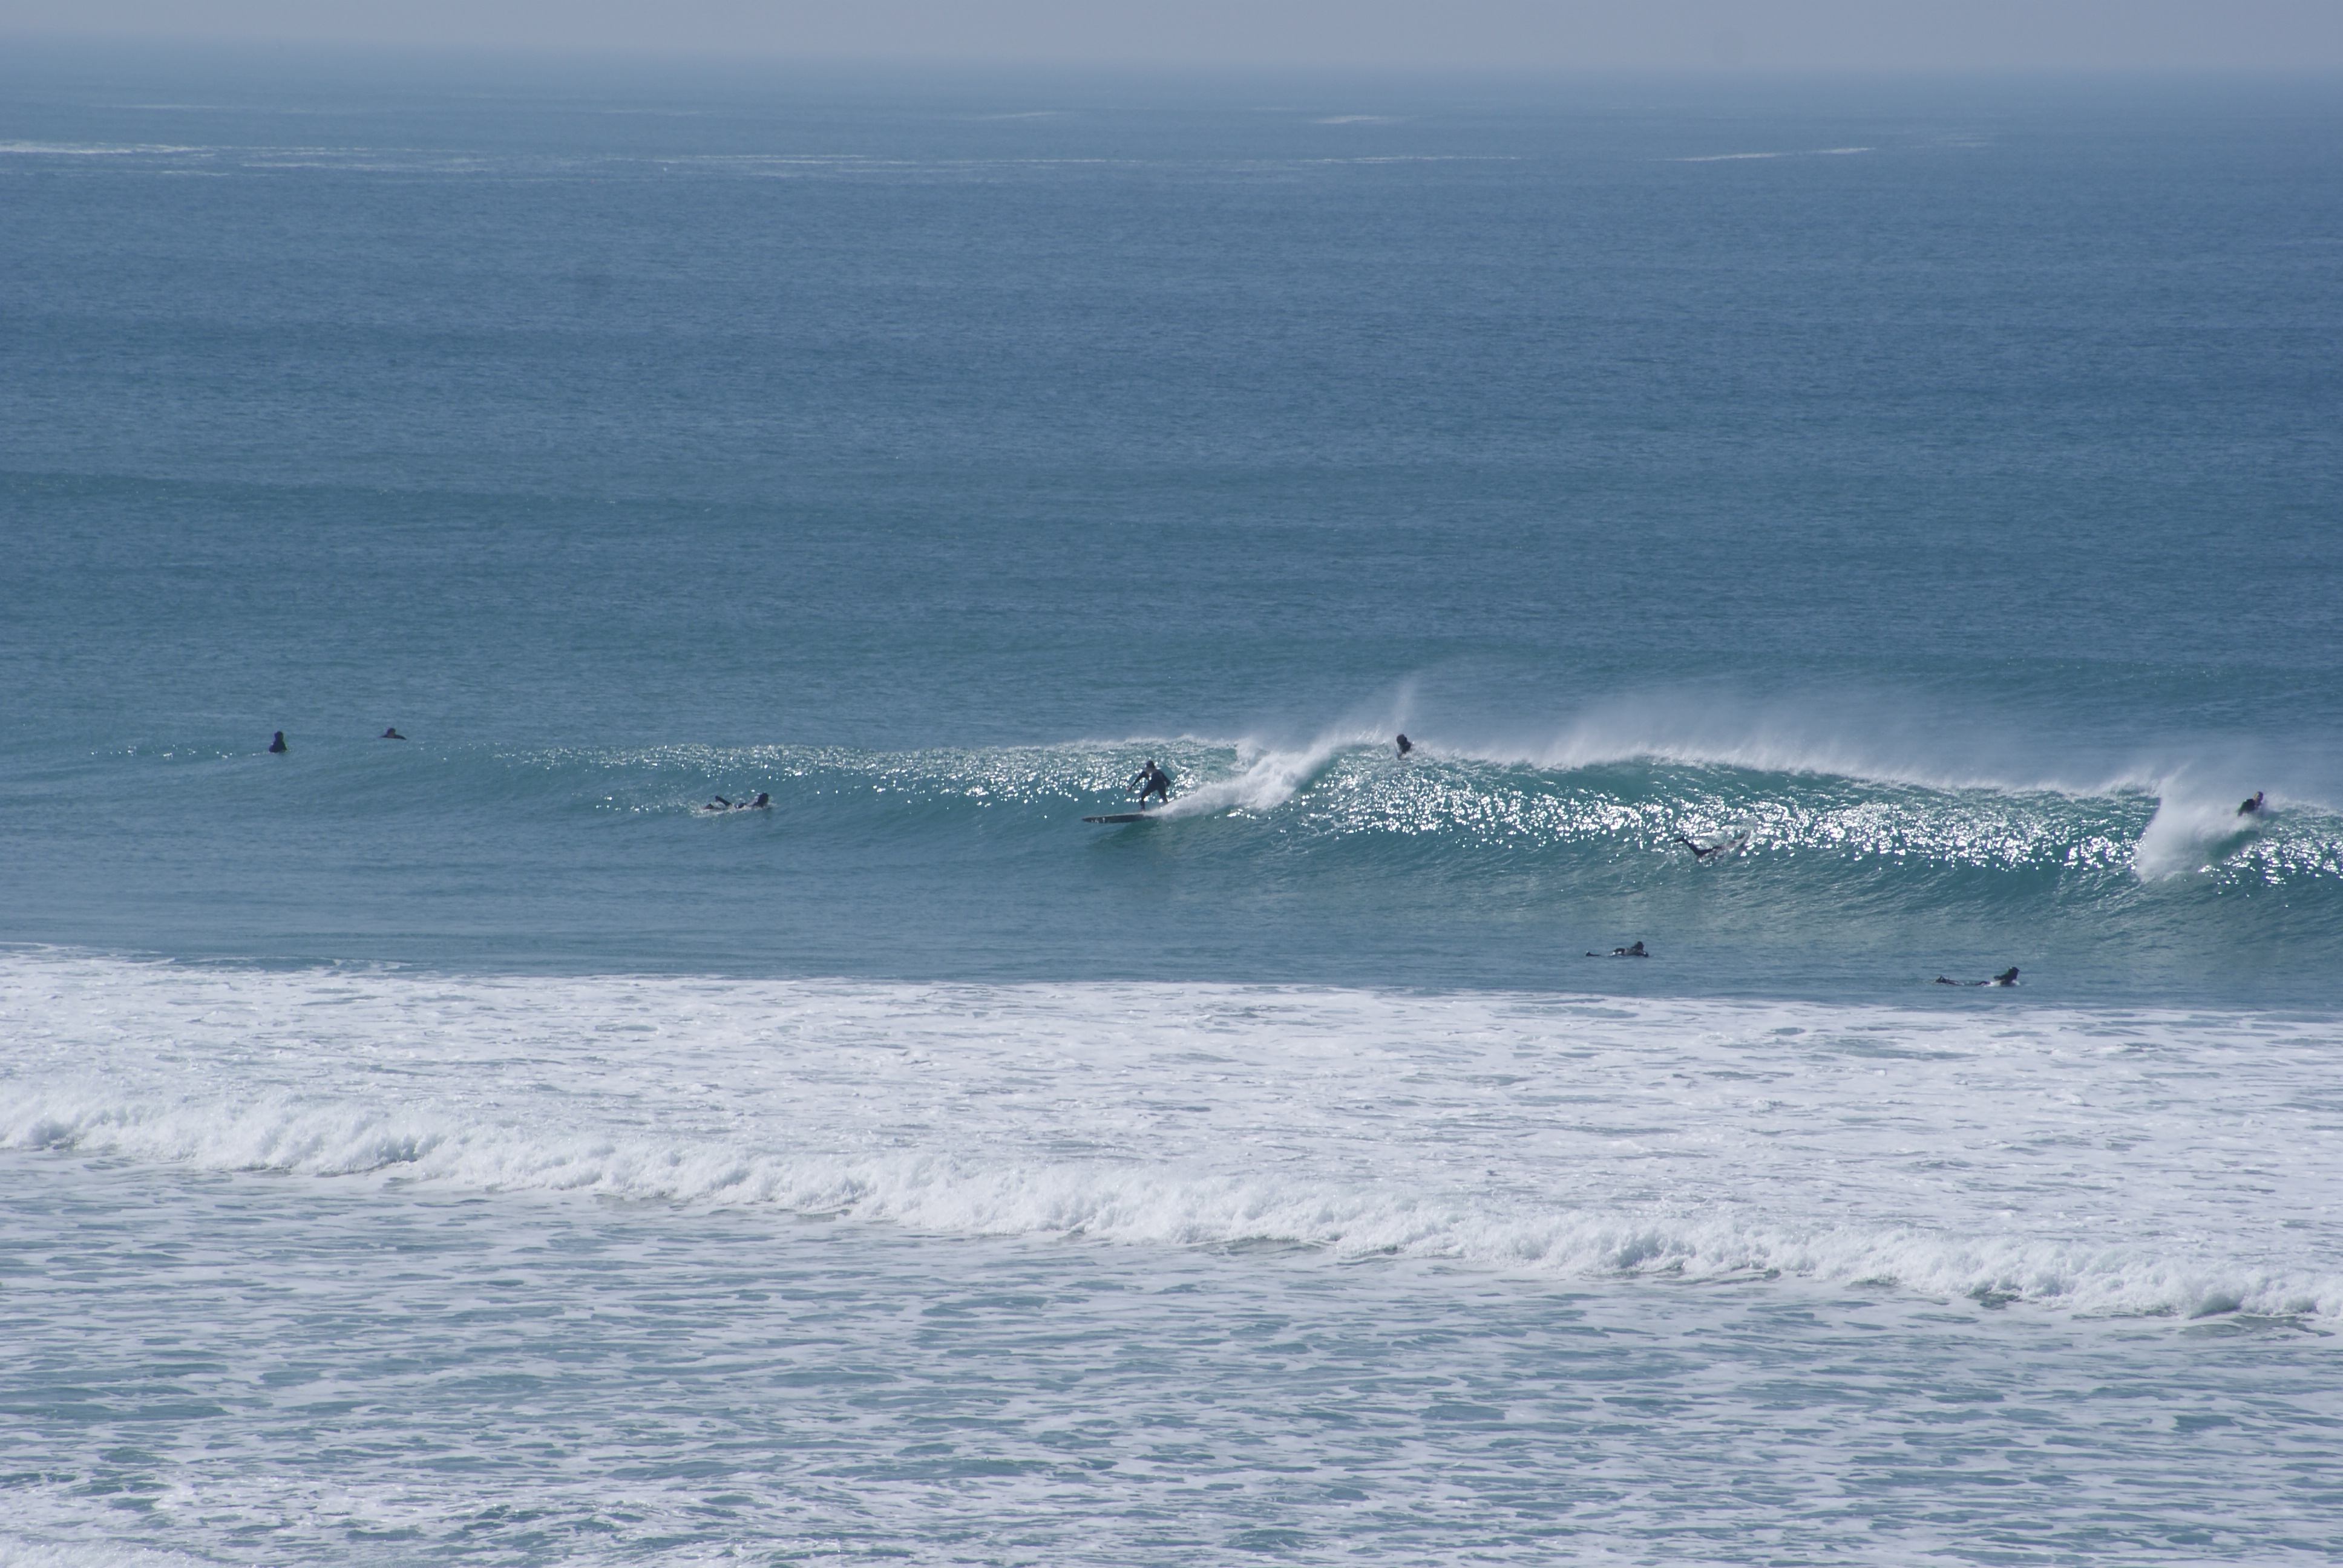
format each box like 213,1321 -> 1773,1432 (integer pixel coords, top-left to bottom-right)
5,949 -> 2335,1322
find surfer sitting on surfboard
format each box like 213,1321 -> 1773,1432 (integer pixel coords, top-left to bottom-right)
1129,759 -> 1172,806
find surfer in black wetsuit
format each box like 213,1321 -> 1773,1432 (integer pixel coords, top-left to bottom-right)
1395,733 -> 1413,757
267,731 -> 288,754
1130,760 -> 1172,805
2238,791 -> 2265,816
381,727 -> 405,740
706,792 -> 770,812
1673,831 -> 1748,861
1935,967 -> 2019,987
1587,941 -> 1648,958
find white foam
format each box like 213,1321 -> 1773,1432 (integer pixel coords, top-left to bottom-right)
0,142 -> 206,157
1677,146 -> 1874,163
2134,776 -> 2270,879
1153,725 -> 1377,816
0,1542 -> 215,1568
4,950 -> 2339,1321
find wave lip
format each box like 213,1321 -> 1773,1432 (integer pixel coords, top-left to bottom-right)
5,951 -> 2339,1324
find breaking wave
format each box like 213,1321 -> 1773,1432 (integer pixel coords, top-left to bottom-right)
5,951 -> 2338,1322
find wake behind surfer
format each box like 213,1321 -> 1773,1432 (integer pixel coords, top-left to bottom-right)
1129,759 -> 1172,806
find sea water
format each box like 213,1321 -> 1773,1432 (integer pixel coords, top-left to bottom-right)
1,48 -> 2340,1564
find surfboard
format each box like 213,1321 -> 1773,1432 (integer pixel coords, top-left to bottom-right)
1083,812 -> 1156,823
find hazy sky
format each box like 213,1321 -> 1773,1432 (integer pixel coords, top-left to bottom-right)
5,0 -> 2342,72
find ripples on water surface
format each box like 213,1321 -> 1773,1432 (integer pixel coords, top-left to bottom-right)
5,54 -> 2342,1567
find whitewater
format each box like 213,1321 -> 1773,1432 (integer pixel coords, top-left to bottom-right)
7,950 -> 2336,1321
7,949 -> 2342,1565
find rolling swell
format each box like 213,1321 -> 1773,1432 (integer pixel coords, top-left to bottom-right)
326,732 -> 2332,875
500,733 -> 2341,895
24,729 -> 2343,996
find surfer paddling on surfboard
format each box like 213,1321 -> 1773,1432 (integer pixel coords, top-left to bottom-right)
1935,967 -> 2019,987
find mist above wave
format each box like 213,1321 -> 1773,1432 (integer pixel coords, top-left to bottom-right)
487,720 -> 2341,886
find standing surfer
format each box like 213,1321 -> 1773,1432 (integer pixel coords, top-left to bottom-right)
1129,759 -> 1173,806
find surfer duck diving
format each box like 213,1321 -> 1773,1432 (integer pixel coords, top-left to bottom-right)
1673,831 -> 1749,861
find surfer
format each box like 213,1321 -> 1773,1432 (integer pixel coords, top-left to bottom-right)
267,731 -> 287,754
381,727 -> 405,740
1673,831 -> 1748,861
1129,759 -> 1172,806
1935,967 -> 2020,987
709,792 -> 770,812
2238,791 -> 2265,816
1395,733 -> 1413,757
1587,941 -> 1649,958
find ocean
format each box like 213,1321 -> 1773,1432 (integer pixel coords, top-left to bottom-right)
2,46 -> 2339,1564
